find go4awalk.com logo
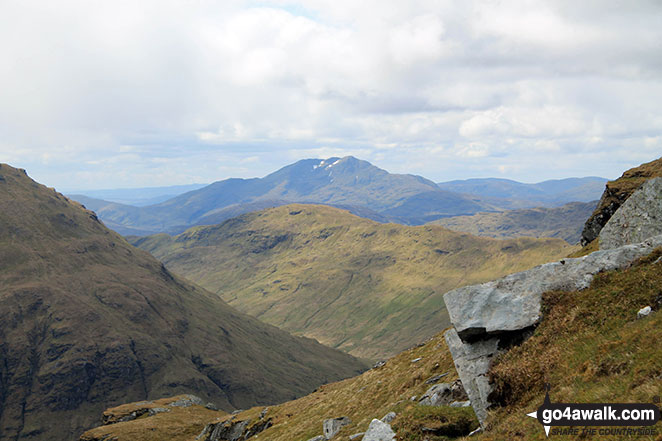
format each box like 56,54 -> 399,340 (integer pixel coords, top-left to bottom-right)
526,385 -> 661,437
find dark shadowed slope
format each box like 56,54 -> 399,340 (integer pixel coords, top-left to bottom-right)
0,164 -> 367,441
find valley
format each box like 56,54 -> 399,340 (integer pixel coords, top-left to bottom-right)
130,204 -> 575,359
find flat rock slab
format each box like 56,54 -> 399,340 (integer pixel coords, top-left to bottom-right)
444,234 -> 662,340
600,178 -> 662,249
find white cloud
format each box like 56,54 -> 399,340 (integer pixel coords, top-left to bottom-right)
0,0 -> 661,189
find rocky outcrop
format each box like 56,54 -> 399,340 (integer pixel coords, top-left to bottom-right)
362,419 -> 396,441
323,416 -> 351,439
418,380 -> 467,407
101,396 -> 202,425
581,156 -> 662,245
443,234 -> 662,426
599,178 -> 662,249
196,417 -> 273,441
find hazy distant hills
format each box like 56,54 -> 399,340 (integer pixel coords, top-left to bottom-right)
68,157 -> 608,237
437,177 -> 607,208
0,164 -> 366,441
69,157 -> 499,235
69,183 -> 207,206
431,201 -> 598,244
130,204 -> 576,359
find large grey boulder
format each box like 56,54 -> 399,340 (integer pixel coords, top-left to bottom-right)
600,178 -> 662,249
443,234 -> 662,427
444,235 -> 662,340
362,419 -> 396,441
323,416 -> 351,439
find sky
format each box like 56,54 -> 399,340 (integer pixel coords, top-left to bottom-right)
1,0 -> 661,191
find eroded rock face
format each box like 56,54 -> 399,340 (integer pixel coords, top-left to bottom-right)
443,234 -> 662,426
599,178 -> 662,249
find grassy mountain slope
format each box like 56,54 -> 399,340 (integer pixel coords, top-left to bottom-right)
131,204 -> 575,359
81,247 -> 662,441
80,330 -> 473,441
582,156 -> 662,245
70,156 -> 497,235
437,177 -> 607,207
430,201 -> 597,244
0,164 -> 367,441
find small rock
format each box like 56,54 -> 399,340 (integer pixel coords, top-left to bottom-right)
409,395 -> 417,401
231,409 -> 243,415
323,416 -> 351,439
362,419 -> 396,441
381,412 -> 396,423
259,407 -> 269,419
205,402 -> 219,411
450,400 -> 471,407
349,433 -> 365,440
637,306 -> 652,319
168,395 -> 204,408
148,407 -> 171,416
411,357 -> 422,363
307,437 -> 326,441
424,372 -> 449,384
372,361 -> 386,369
418,383 -> 452,406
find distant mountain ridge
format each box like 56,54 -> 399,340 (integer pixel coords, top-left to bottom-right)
68,184 -> 207,206
437,177 -> 607,208
69,157 -> 502,235
431,201 -> 598,244
68,157 -> 608,236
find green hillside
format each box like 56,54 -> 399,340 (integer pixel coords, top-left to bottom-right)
131,204 -> 575,359
81,244 -> 662,441
431,201 -> 597,244
0,164 -> 367,441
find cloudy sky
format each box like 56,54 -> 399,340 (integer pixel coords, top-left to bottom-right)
1,0 -> 661,190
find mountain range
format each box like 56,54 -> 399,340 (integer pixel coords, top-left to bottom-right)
437,176 -> 606,208
69,157 -> 607,236
0,164 -> 366,441
430,201 -> 597,244
130,204 -> 575,359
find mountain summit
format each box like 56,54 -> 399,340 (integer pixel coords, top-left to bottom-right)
70,157 -> 495,235
0,164 -> 366,441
